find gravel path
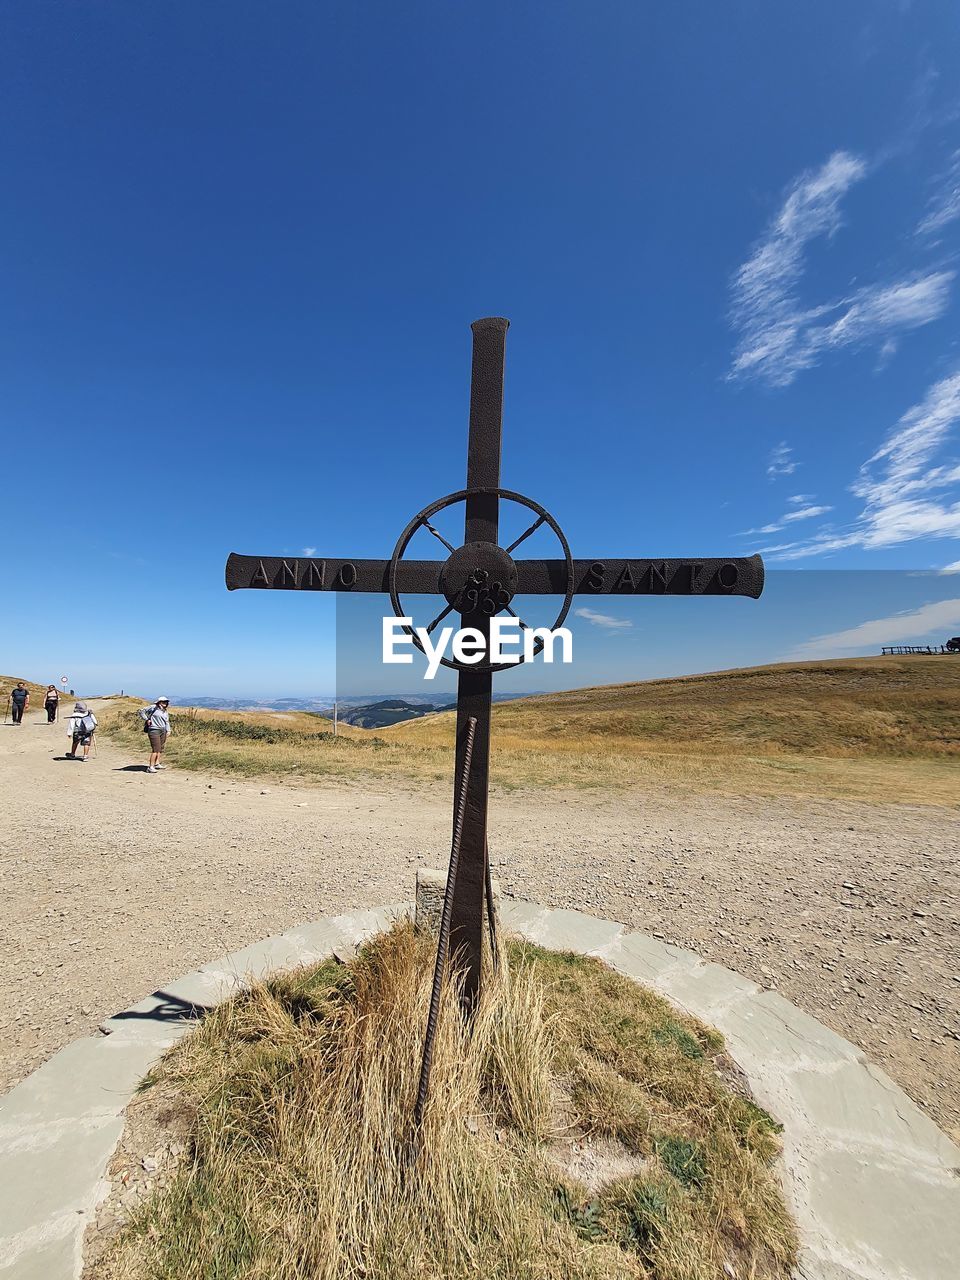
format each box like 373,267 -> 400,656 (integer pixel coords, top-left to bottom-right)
2,707 -> 958,1137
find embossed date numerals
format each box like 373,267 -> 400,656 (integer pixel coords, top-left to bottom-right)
459,572 -> 512,615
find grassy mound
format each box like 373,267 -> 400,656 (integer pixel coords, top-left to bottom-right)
90,923 -> 796,1280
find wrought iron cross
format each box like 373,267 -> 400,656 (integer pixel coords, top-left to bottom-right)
226,318 -> 764,1009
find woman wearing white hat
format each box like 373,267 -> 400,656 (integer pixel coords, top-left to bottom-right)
66,703 -> 97,761
141,698 -> 172,773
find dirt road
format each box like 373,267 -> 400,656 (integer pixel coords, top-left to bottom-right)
2,705 -> 958,1136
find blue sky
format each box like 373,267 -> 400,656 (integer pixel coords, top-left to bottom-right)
336,573 -> 960,698
3,3 -> 960,697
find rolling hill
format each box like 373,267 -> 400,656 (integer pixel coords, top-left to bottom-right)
382,655 -> 960,760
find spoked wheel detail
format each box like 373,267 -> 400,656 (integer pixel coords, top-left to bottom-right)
387,487 -> 574,673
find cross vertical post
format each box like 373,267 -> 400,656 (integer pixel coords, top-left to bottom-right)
224,315 -> 766,1022
447,317 -> 508,1011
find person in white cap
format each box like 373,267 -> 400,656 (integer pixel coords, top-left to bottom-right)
66,703 -> 97,761
140,697 -> 172,773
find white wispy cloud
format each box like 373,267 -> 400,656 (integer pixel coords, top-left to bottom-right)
767,442 -> 797,478
791,598 -> 960,658
916,149 -> 960,238
875,337 -> 899,372
787,493 -> 813,504
783,503 -> 832,523
301,546 -> 317,557
753,540 -> 804,555
729,151 -> 953,386
574,606 -> 632,630
738,501 -> 831,536
942,560 -> 960,573
759,372 -> 960,559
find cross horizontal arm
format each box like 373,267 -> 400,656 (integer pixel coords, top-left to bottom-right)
226,552 -> 764,598
515,554 -> 764,598
225,553 -> 443,594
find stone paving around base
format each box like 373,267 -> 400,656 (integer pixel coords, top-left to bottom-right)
0,899 -> 957,1280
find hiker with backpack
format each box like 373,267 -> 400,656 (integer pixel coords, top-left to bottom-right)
66,702 -> 97,761
139,698 -> 172,773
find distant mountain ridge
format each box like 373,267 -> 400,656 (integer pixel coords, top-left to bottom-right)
336,698 -> 456,729
170,690 -> 538,727
170,693 -> 448,717
173,695 -> 346,715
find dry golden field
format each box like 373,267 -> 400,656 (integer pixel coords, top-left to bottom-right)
90,656 -> 960,805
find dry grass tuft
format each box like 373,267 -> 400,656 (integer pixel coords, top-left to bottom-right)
90,923 -> 796,1280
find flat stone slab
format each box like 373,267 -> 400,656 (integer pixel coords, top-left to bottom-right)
651,958 -> 761,1017
329,902 -> 411,943
200,933 -> 343,981
605,928 -> 701,984
499,902 -> 623,954
0,1115 -> 123,1245
1,895 -> 957,1280
497,899 -> 551,937
790,1061 -> 960,1170
806,1146 -> 959,1280
0,1227 -> 78,1280
0,1037 -> 160,1134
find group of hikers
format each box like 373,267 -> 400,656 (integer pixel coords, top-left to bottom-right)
6,682 -> 172,772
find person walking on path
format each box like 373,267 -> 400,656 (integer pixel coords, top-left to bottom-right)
10,682 -> 29,725
66,702 -> 97,761
140,698 -> 172,773
43,685 -> 59,723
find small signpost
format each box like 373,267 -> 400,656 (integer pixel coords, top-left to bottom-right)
226,318 -> 764,1011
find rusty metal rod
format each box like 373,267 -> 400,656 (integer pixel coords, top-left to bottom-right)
484,840 -> 499,973
413,715 -> 478,1131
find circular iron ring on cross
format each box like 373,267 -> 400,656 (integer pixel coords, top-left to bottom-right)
388,487 -> 574,673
